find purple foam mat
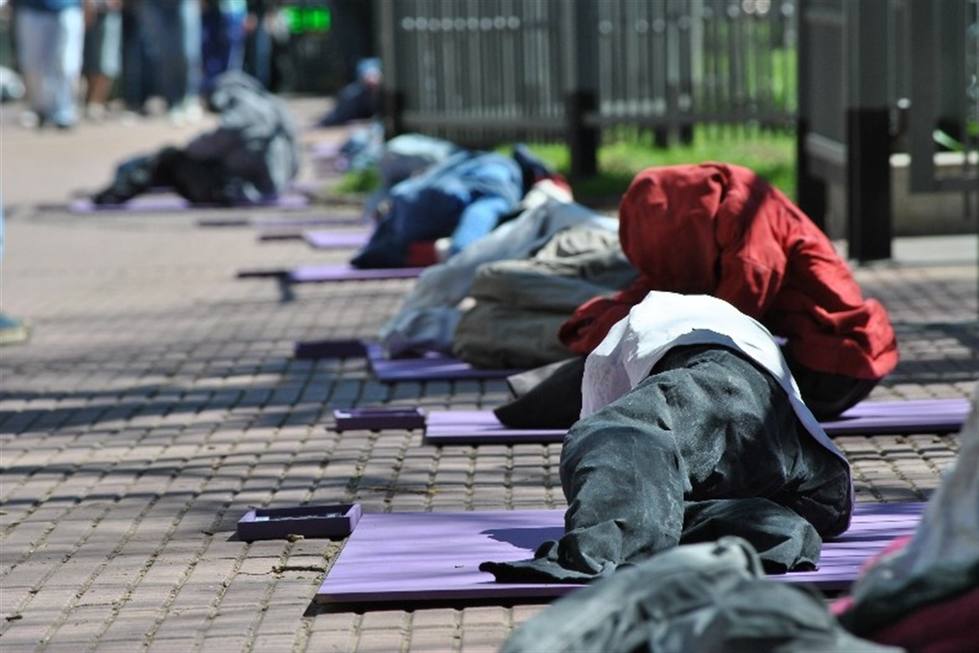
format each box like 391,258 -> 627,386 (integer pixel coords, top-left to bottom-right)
302,229 -> 371,250
287,264 -> 425,283
289,338 -> 523,379
315,502 -> 924,605
422,398 -> 970,445
818,397 -> 969,435
70,192 -> 309,213
365,344 -> 522,382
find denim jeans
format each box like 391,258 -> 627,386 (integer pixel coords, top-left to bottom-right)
202,6 -> 246,92
140,0 -> 202,107
15,6 -> 84,125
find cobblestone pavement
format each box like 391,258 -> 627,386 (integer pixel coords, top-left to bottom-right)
1,111 -> 977,652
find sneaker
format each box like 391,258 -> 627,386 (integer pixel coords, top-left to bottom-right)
183,100 -> 204,123
168,106 -> 187,126
85,103 -> 107,122
0,313 -> 30,345
18,110 -> 40,129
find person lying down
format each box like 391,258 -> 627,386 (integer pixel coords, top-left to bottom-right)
496,163 -> 898,429
480,291 -> 853,583
92,73 -> 299,207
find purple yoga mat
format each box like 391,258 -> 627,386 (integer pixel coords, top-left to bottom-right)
292,339 -> 518,381
364,344 -> 522,382
70,192 -> 309,213
422,398 -> 970,445
287,264 -> 425,283
315,502 -> 924,605
302,230 -> 371,250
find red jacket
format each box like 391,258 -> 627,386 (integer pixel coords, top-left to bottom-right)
559,163 -> 898,380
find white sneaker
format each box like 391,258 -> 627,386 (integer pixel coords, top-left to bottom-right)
168,106 -> 187,126
183,100 -> 204,123
85,103 -> 107,122
18,110 -> 40,128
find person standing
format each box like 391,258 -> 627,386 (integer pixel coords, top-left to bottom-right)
201,0 -> 246,93
14,0 -> 84,129
81,0 -> 122,119
139,0 -> 202,123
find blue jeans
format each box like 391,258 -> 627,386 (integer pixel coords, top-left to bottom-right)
202,7 -> 246,92
140,0 -> 202,107
15,6 -> 84,125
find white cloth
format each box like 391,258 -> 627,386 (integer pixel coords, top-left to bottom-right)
582,291 -> 849,468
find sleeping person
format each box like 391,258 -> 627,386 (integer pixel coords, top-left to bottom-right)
480,291 -> 853,582
496,163 -> 898,429
92,72 -> 298,207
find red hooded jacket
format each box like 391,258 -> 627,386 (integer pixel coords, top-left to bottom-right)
558,163 -> 898,380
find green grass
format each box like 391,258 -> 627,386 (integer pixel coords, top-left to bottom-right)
519,126 -> 796,202
337,126 -> 796,205
333,167 -> 380,195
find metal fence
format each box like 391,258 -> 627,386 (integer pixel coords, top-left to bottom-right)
797,0 -> 978,260
378,0 -> 798,169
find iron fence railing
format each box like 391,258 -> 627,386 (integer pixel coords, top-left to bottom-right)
378,0 -> 797,168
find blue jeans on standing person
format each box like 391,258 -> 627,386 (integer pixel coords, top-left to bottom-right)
15,4 -> 84,126
139,0 -> 202,109
202,1 -> 247,92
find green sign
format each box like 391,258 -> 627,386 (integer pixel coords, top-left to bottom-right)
284,6 -> 332,34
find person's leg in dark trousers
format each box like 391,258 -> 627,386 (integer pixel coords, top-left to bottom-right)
481,345 -> 852,583
785,353 -> 879,420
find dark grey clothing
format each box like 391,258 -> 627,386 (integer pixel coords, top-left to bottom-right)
452,227 -> 636,369
94,72 -> 298,205
496,346 -> 879,429
480,345 -> 852,582
786,354 -> 878,421
501,537 -> 898,653
494,357 -> 585,429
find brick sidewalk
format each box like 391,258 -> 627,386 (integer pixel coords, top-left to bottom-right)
1,122 -> 976,651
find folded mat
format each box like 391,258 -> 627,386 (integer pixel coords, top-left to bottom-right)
315,502 -> 924,605
302,229 -> 371,249
70,192 -> 309,213
418,398 -> 970,444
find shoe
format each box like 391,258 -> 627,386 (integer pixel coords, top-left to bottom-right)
168,106 -> 187,126
183,100 -> 204,123
85,103 -> 107,122
18,111 -> 40,129
0,313 -> 30,346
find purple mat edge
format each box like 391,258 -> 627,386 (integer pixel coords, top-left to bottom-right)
314,503 -> 925,606
289,339 -> 523,381
302,230 -> 371,249
421,398 -> 970,444
365,344 -> 522,382
287,264 -> 425,283
69,192 -> 310,213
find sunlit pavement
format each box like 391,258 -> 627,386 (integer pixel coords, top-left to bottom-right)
0,102 -> 976,651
